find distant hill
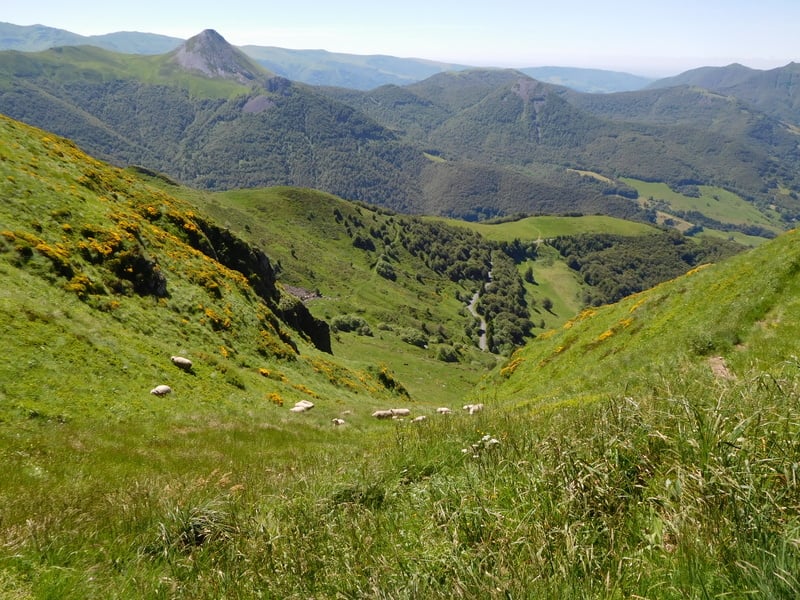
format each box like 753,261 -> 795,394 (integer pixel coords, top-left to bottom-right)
0,21 -> 653,93
325,69 -> 800,225
520,66 -> 652,93
0,31 -> 429,209
240,45 -> 469,90
168,29 -> 272,85
648,62 -> 800,124
647,63 -> 759,90
0,33 -> 644,220
0,21 -> 182,54
244,46 -> 653,92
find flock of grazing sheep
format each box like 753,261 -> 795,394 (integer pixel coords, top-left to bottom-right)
286,401 -> 484,427
150,356 -> 485,425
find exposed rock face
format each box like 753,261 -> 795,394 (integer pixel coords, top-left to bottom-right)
169,29 -> 263,85
171,212 -> 331,353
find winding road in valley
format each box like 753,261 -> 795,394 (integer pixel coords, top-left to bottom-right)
467,269 -> 492,352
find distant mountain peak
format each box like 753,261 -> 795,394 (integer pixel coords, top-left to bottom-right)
169,29 -> 265,84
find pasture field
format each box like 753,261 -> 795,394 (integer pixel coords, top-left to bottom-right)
434,213 -> 658,241
621,177 -> 780,231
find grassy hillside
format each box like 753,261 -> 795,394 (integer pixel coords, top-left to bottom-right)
157,183 -> 503,401
0,114 -> 408,419
3,114 -> 800,597
478,226 -> 800,405
622,177 -> 782,239
0,44 -> 257,98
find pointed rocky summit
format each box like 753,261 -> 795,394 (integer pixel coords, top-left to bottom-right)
169,29 -> 267,84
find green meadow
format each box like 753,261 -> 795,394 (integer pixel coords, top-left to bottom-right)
621,177 -> 780,232
436,213 -> 658,241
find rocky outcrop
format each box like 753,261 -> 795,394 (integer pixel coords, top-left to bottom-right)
176,213 -> 331,353
168,29 -> 267,85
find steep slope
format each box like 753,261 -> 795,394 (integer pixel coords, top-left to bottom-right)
157,183 -> 505,400
0,115 -> 436,428
4,125 -> 799,595
3,117 -> 799,598
477,226 -> 800,407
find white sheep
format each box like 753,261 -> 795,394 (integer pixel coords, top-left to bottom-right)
436,407 -> 452,415
332,418 -> 346,426
411,415 -> 427,423
372,409 -> 394,419
290,399 -> 315,413
390,408 -> 411,417
170,356 -> 193,371
463,403 -> 484,414
150,385 -> 172,396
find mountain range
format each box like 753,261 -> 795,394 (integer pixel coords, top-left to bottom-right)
1,28 -> 797,235
0,21 -> 653,93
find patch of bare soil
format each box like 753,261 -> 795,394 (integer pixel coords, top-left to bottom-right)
709,356 -> 735,380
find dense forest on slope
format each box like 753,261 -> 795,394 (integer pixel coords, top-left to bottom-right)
324,68 -> 800,224
648,61 -> 800,124
549,230 -> 744,305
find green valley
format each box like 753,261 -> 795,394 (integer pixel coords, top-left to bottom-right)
2,113 -> 799,597
2,25 -> 800,597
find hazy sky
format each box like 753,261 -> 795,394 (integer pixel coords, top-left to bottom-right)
5,1 -> 798,75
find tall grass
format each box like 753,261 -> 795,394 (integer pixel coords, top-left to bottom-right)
4,360 -> 799,598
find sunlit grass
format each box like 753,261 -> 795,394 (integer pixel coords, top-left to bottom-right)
4,112 -> 800,598
622,177 -> 779,232
433,213 -> 658,241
